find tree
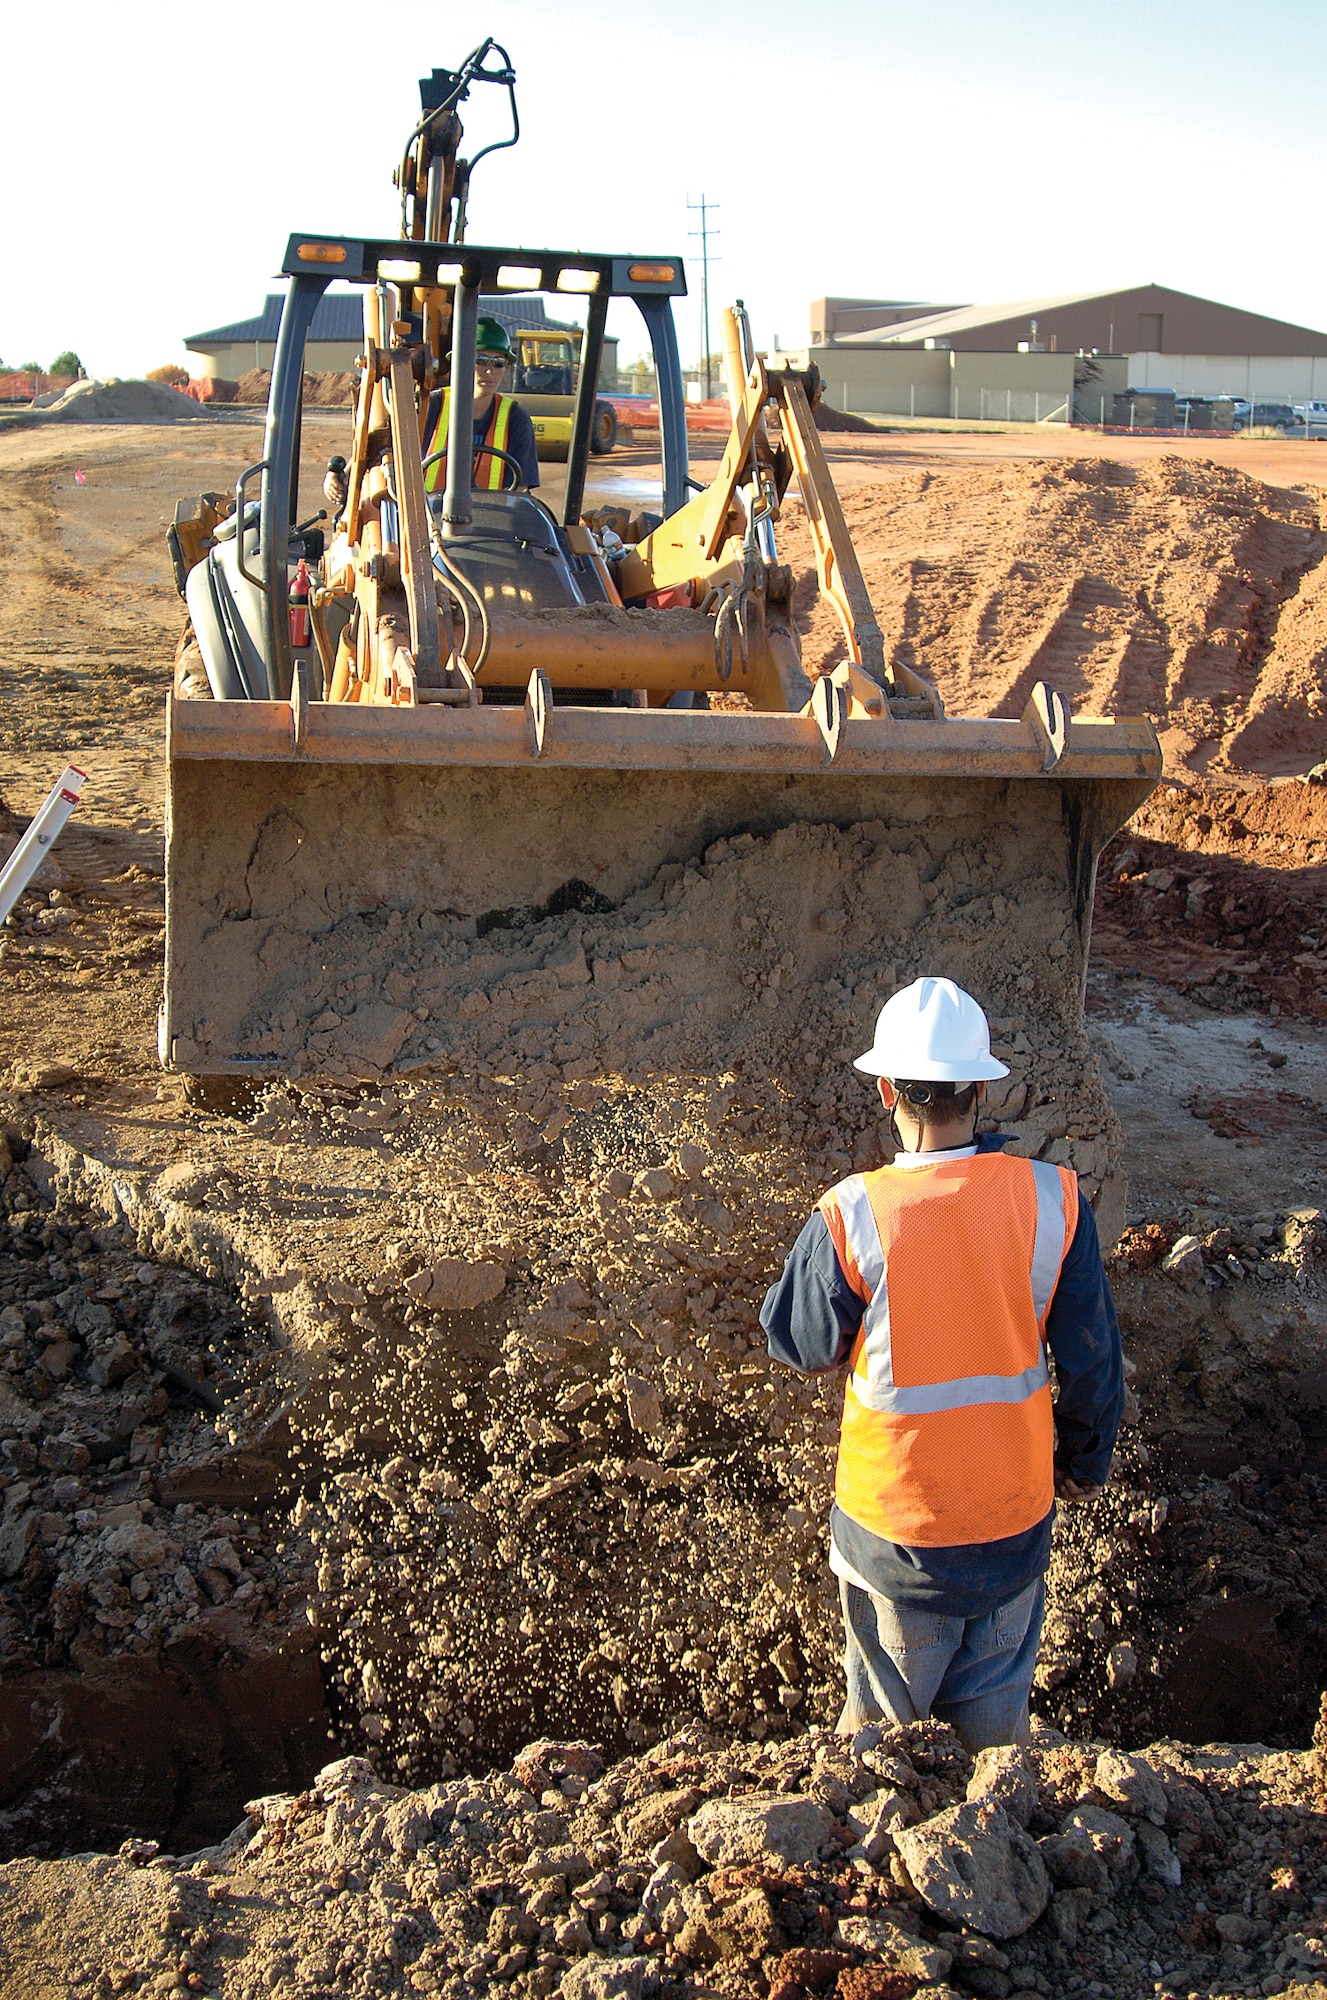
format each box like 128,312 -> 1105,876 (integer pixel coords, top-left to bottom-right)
146,363 -> 189,386
19,361 -> 43,374
49,350 -> 83,378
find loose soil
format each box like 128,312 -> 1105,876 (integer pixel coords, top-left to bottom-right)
1,416 -> 1327,2000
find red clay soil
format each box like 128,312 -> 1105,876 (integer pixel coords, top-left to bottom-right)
234,369 -> 356,407
1092,776 -> 1327,1018
777,455 -> 1327,779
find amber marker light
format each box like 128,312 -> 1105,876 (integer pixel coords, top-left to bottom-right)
297,243 -> 348,263
628,263 -> 676,283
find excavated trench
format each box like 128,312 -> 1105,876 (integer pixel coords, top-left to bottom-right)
2,796 -> 1325,1860
2,1091 -> 1325,1865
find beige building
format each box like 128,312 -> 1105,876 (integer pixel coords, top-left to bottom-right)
806,284 -> 1327,419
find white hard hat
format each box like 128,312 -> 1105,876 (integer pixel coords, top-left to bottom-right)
853,977 -> 1010,1082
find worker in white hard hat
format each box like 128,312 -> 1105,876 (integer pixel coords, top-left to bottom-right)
760,977 -> 1123,1751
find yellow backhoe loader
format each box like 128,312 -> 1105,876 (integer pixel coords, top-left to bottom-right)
163,41 -> 1160,1086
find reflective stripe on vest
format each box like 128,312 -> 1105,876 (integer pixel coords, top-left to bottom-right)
424,392 -> 513,492
829,1158 -> 1070,1416
820,1152 -> 1076,1546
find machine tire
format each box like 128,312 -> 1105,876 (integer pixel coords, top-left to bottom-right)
173,621 -> 214,700
589,401 -> 618,454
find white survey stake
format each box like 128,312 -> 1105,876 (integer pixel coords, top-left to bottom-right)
0,766 -> 87,925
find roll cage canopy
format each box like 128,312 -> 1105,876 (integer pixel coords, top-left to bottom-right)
257,240 -> 690,695
279,236 -> 688,297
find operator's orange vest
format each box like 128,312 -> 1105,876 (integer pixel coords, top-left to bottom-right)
423,391 -> 513,493
819,1153 -> 1077,1548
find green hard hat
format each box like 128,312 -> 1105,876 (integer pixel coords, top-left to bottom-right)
474,315 -> 514,359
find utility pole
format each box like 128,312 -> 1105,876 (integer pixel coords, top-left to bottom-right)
687,194 -> 720,399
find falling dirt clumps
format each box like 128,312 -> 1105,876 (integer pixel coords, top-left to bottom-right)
774,457 -> 1327,778
248,813 -> 1132,1787
239,813 -> 1112,1203
9,1720 -> 1327,2000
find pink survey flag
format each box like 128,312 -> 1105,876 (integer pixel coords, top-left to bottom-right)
74,468 -> 86,485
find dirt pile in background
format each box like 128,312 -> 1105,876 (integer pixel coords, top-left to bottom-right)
1093,777 -> 1327,1019
776,457 -> 1327,778
813,403 -> 878,435
26,380 -> 219,424
234,370 -> 357,406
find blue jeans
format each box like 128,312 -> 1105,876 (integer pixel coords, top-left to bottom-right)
837,1573 -> 1045,1753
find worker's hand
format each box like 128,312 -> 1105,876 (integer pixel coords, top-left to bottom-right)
1055,1473 -> 1104,1502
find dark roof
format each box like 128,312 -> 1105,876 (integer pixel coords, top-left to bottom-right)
185,290 -> 581,349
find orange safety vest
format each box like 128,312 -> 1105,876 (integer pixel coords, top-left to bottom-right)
423,390 -> 514,493
819,1152 -> 1077,1549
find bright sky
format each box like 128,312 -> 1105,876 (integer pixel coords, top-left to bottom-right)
5,0 -> 1326,378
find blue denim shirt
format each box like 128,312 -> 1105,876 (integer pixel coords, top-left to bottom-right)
760,1134 -> 1124,1616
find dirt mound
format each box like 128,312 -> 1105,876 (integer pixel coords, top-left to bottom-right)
234,369 -> 356,406
813,401 -> 878,433
776,456 -> 1327,779
1094,778 -> 1327,1017
29,378 -> 217,424
7,1718 -> 1327,2000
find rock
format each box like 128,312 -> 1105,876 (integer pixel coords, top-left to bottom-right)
676,1142 -> 707,1180
835,1913 -> 952,1981
834,1972 -> 924,2000
104,1523 -> 170,1569
1106,1642 -> 1137,1689
87,1332 -> 138,1387
1093,1749 -> 1167,1825
1046,1885 -> 1094,1946
1161,1234 -> 1205,1288
844,1788 -> 913,1863
772,1949 -> 853,1992
966,1746 -> 1037,1829
9,1060 -> 79,1091
1135,1820 -> 1182,1888
39,1338 -> 79,1379
641,1862 -> 689,1925
648,1822 -> 702,1875
623,1374 -> 663,1435
403,1257 -> 506,1311
557,1954 -> 653,2000
381,1795 -> 433,1857
687,1794 -> 836,1868
155,1163 -> 210,1205
1061,1803 -> 1134,1874
553,1915 -> 593,1954
623,1786 -> 702,1852
1215,1912 -> 1256,1944
893,1800 -> 1050,1939
636,1169 -> 676,1202
526,1844 -> 594,1885
0,1508 -> 38,1577
707,1884 -> 786,1958
1035,1833 -> 1111,1894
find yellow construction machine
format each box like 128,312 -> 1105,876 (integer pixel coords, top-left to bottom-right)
163,41 -> 1161,1084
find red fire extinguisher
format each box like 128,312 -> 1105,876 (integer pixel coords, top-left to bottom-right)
289,557 -> 311,649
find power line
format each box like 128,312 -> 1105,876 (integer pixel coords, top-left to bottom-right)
687,194 -> 720,399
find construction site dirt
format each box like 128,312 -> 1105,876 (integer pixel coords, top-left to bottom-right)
2,414 -> 1327,2000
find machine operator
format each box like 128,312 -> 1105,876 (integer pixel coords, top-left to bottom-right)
423,316 -> 540,493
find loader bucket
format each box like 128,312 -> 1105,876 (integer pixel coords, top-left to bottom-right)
160,695 -> 1160,1082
